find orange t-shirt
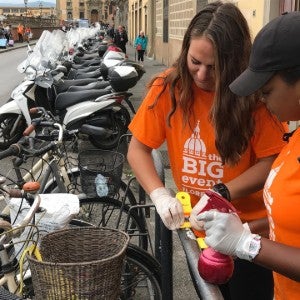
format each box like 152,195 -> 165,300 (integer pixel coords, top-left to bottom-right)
264,128 -> 300,300
129,74 -> 287,222
17,25 -> 24,34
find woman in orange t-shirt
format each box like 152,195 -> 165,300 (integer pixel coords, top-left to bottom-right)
128,2 -> 287,300
197,11 -> 300,300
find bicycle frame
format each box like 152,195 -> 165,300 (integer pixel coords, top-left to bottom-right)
0,182 -> 41,297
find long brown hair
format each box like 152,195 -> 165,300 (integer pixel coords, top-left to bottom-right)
148,1 -> 260,165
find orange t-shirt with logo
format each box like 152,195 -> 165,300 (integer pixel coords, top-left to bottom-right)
264,128 -> 300,300
129,74 -> 287,222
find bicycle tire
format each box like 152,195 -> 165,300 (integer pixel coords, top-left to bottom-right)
78,197 -> 148,250
122,244 -> 162,300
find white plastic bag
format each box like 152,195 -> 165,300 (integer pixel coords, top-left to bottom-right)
9,193 -> 80,260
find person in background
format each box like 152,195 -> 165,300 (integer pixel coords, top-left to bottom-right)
24,26 -> 32,43
114,25 -> 128,54
196,11 -> 300,300
6,24 -> 12,44
0,22 -> 5,39
106,24 -> 115,40
17,23 -> 24,43
134,31 -> 148,66
127,1 -> 288,299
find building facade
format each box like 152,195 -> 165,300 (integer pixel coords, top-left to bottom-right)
56,0 -> 117,25
0,6 -> 56,19
126,0 -> 300,66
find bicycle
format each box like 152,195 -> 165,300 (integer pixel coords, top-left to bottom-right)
0,108 -> 149,249
0,178 -> 87,299
0,177 -> 162,299
0,110 -> 163,298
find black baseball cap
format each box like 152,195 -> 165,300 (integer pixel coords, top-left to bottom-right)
230,11 -> 300,96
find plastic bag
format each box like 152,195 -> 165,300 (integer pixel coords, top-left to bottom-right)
136,44 -> 142,50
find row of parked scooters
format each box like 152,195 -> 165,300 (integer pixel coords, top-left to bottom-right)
0,23 -> 145,150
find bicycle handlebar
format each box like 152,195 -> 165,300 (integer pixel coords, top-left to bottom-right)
0,144 -> 22,160
0,181 -> 41,239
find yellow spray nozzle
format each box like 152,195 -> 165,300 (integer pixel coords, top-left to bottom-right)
176,192 -> 192,228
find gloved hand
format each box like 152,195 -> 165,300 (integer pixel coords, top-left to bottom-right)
150,187 -> 184,230
190,191 -> 218,231
197,211 -> 261,261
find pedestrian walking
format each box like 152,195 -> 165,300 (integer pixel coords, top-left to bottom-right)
134,31 -> 148,66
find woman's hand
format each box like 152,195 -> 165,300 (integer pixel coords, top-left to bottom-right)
197,211 -> 260,261
150,187 -> 184,230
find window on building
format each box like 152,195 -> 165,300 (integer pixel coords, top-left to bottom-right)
80,11 -> 85,19
79,2 -> 84,7
163,0 -> 169,43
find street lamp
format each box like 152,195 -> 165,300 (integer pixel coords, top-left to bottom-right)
39,1 -> 43,26
24,0 -> 28,26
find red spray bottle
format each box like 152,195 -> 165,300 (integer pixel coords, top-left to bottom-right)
177,190 -> 237,285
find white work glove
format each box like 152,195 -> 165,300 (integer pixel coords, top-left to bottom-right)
197,211 -> 261,261
150,187 -> 184,230
190,192 -> 213,231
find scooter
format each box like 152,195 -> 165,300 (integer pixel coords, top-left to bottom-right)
0,29 -> 140,150
0,65 -> 139,150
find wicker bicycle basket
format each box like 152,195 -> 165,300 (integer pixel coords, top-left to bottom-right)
78,149 -> 125,197
27,227 -> 129,300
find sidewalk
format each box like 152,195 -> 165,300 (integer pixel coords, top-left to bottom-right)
0,39 -> 37,53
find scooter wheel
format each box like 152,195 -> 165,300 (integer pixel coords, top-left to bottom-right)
0,113 -> 27,150
89,118 -> 127,150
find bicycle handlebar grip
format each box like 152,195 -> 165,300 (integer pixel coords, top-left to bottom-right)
23,124 -> 36,136
33,142 -> 56,156
0,144 -> 21,160
23,182 -> 40,193
29,107 -> 39,115
8,188 -> 23,198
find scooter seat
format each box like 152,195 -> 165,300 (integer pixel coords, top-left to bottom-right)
67,81 -> 110,92
76,69 -> 102,79
55,89 -> 112,110
72,58 -> 101,69
55,78 -> 99,94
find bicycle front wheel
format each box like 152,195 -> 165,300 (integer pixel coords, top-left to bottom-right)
78,197 -> 148,250
122,244 -> 162,300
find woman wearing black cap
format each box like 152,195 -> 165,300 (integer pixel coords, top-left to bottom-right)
196,11 -> 300,300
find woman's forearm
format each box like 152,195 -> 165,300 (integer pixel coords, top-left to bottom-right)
255,238 -> 300,282
226,155 -> 277,199
127,137 -> 164,194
